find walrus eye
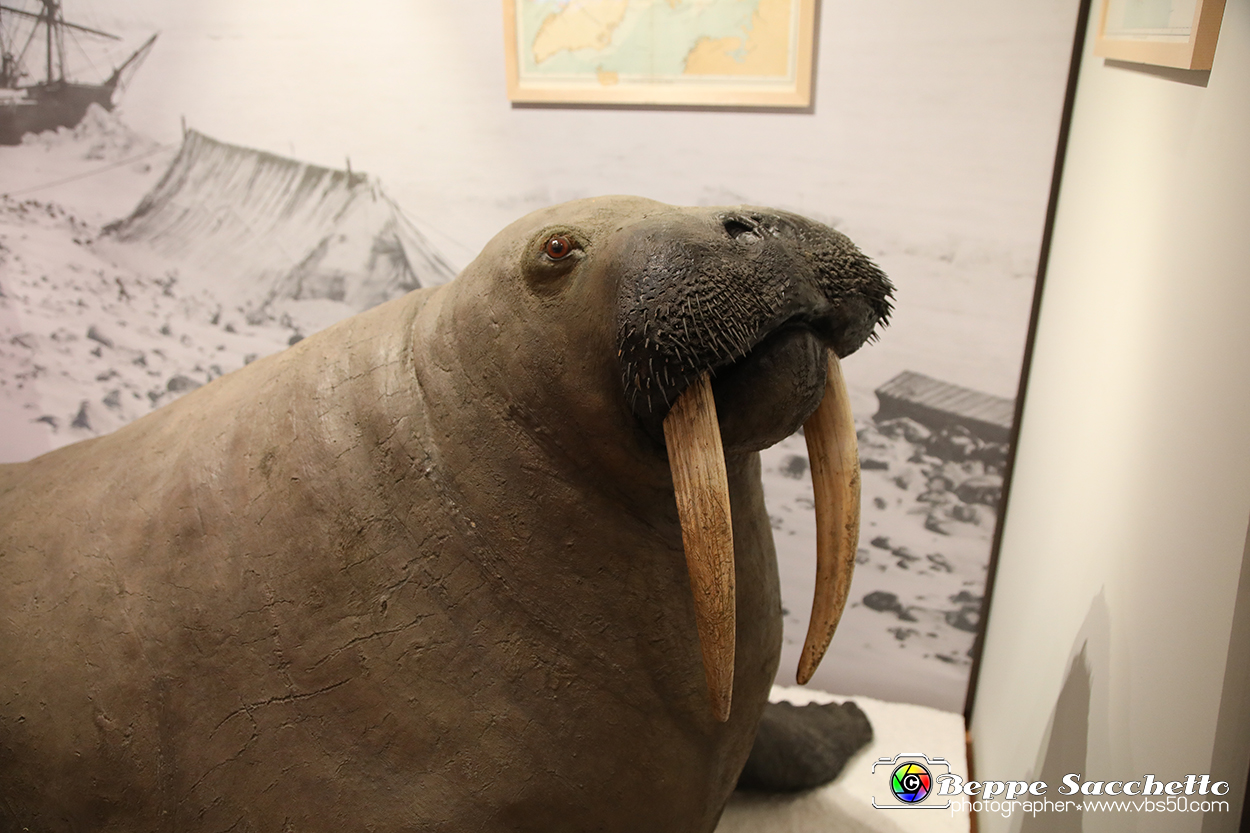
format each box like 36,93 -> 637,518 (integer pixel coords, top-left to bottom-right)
543,235 -> 574,260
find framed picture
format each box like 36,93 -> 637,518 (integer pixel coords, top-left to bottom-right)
502,0 -> 817,107
1093,0 -> 1227,70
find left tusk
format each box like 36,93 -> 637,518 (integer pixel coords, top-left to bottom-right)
663,371 -> 736,722
796,350 -> 861,685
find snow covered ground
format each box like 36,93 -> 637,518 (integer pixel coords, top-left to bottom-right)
764,417 -> 1002,710
0,113 -> 366,461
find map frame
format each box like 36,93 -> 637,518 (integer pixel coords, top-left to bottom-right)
502,0 -> 817,107
1093,0 -> 1227,70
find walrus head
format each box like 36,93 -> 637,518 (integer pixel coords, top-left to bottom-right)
451,196 -> 892,722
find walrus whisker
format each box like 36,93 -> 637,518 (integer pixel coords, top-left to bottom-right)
796,350 -> 861,685
663,371 -> 735,722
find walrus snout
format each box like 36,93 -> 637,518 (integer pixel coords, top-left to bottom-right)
614,206 -> 892,433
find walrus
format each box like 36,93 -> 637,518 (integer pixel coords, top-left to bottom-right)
0,196 -> 891,831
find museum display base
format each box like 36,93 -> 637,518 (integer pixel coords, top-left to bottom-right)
719,687 -> 971,833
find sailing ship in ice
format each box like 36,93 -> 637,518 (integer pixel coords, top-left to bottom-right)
0,0 -> 155,144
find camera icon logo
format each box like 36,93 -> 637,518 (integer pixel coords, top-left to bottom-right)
871,753 -> 953,810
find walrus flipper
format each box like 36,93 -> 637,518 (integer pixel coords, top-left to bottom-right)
736,700 -> 873,792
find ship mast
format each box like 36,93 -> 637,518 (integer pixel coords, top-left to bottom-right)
44,0 -> 53,83
0,5 -> 13,87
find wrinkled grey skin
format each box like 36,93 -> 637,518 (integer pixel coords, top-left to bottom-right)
0,197 -> 891,832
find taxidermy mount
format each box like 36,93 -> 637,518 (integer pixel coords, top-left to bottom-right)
0,196 -> 892,831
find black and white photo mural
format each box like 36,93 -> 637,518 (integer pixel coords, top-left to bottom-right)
0,0 -> 1081,712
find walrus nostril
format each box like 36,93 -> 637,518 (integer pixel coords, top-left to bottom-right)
722,216 -> 761,241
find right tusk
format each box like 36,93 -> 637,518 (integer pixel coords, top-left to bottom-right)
663,371 -> 736,722
796,350 -> 861,685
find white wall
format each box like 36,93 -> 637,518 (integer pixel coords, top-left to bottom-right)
971,1 -> 1250,831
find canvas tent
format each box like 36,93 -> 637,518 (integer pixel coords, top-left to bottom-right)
105,129 -> 456,312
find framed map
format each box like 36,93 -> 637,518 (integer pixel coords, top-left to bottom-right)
503,0 -> 817,107
1093,0 -> 1227,69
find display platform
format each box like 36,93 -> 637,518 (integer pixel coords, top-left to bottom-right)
719,687 -> 972,833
